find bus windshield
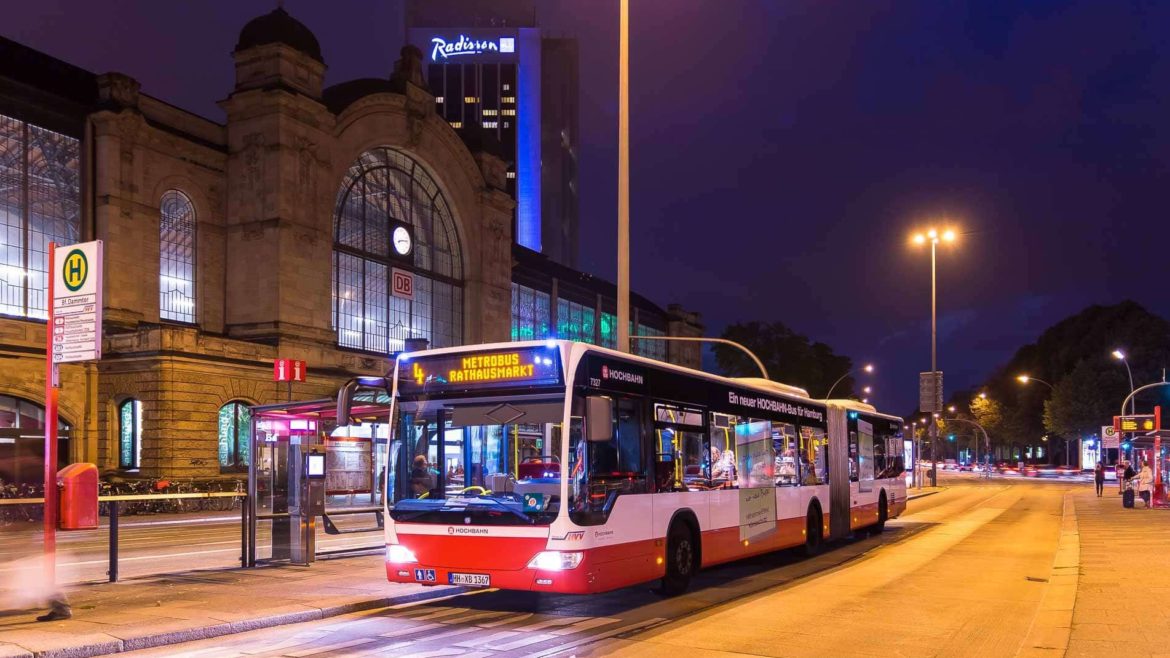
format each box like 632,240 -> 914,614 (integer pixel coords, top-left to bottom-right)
388,396 -> 570,525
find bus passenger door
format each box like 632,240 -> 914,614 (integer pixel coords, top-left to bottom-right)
826,406 -> 851,540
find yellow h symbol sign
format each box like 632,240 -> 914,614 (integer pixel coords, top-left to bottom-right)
62,249 -> 88,292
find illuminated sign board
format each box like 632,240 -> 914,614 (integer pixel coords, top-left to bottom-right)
398,347 -> 561,394
407,28 -> 520,63
1118,415 -> 1156,432
427,34 -> 515,61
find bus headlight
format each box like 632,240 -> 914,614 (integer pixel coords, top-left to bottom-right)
387,544 -> 418,564
527,551 -> 583,571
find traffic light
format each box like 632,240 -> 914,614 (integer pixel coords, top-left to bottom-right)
948,434 -> 955,441
1122,441 -> 1131,450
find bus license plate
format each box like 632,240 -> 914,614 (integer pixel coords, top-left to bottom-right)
449,573 -> 490,587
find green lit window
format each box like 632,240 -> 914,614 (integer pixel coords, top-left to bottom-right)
599,312 -> 617,348
634,324 -> 667,361
218,402 -> 252,472
510,282 -> 551,341
118,399 -> 142,470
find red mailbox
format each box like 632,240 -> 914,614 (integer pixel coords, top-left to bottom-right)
58,463 -> 99,530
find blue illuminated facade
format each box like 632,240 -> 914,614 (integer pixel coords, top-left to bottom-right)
407,17 -> 578,268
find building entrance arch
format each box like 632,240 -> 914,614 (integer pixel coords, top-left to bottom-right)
0,394 -> 73,491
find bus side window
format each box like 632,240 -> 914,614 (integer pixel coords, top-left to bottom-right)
773,422 -> 799,487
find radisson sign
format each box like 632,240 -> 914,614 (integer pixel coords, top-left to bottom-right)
429,34 -> 515,61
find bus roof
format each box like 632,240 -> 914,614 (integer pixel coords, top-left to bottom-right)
396,340 -> 900,424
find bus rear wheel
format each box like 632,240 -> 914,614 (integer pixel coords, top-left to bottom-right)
804,507 -> 823,556
660,522 -> 696,596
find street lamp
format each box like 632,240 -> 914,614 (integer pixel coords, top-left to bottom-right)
824,363 -> 874,399
1112,350 -> 1135,415
911,227 -> 956,486
978,392 -> 987,400
1016,374 -> 1054,390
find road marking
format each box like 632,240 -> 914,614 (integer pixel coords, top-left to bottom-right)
453,630 -> 519,648
486,631 -> 559,651
379,622 -> 444,638
512,616 -> 591,632
398,649 -> 492,658
524,618 -> 670,657
408,607 -> 472,621
226,630 -> 329,655
476,612 -> 533,628
550,617 -> 623,635
285,637 -> 378,657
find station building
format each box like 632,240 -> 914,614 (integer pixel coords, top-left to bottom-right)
0,8 -> 702,484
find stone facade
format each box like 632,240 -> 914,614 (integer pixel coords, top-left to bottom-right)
0,11 -> 514,478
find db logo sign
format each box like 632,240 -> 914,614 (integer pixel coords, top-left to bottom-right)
601,366 -> 609,379
392,268 -> 414,301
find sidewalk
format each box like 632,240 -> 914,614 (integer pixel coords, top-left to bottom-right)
1066,486 -> 1170,657
0,554 -> 459,658
907,485 -> 946,500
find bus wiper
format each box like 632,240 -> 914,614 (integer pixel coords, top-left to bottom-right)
470,495 -> 534,524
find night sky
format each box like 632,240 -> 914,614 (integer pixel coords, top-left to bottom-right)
6,1 -> 1169,413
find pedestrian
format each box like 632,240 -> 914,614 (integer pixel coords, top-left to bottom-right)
1116,461 -> 1125,494
1136,461 -> 1154,509
0,456 -> 72,621
1124,460 -> 1136,488
1094,461 -> 1106,497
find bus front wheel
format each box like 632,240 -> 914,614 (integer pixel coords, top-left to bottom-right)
660,522 -> 696,596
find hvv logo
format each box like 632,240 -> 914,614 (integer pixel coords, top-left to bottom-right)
430,35 -> 515,61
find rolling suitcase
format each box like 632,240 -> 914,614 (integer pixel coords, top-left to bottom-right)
1123,488 -> 1135,508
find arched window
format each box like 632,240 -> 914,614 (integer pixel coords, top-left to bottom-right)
0,113 -> 80,319
332,148 -> 463,353
159,190 -> 196,323
118,399 -> 142,470
217,401 -> 252,472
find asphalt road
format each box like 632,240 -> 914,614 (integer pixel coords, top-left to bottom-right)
117,476 -> 1073,658
0,507 -> 386,584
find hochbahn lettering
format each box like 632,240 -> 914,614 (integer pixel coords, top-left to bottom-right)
728,391 -> 825,422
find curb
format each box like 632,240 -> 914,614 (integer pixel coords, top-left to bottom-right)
907,488 -> 945,501
11,585 -> 469,658
1014,492 -> 1079,658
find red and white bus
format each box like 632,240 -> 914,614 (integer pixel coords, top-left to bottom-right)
374,340 -> 906,595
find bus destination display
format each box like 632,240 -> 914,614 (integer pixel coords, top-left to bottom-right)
399,347 -> 561,393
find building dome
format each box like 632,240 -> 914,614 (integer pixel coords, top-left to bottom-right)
235,7 -> 323,64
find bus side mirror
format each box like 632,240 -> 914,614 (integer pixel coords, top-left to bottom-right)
585,397 -> 614,442
336,379 -> 359,425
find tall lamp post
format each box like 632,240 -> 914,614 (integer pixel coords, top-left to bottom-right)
616,0 -> 630,353
912,228 -> 956,486
1112,350 -> 1135,466
824,363 -> 874,399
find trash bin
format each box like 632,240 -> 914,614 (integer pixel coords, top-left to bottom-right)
58,463 -> 99,530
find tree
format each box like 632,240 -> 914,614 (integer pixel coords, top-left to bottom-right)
976,301 -> 1170,447
1044,359 -> 1129,438
713,321 -> 855,397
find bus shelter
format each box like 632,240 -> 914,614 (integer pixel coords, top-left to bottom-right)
1133,430 -> 1168,509
245,392 -> 391,565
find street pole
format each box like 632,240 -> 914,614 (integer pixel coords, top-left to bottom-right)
616,0 -> 630,353
930,238 -> 938,487
630,335 -> 769,379
44,242 -> 58,589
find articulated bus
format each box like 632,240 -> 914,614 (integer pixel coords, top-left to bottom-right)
370,340 -> 906,595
